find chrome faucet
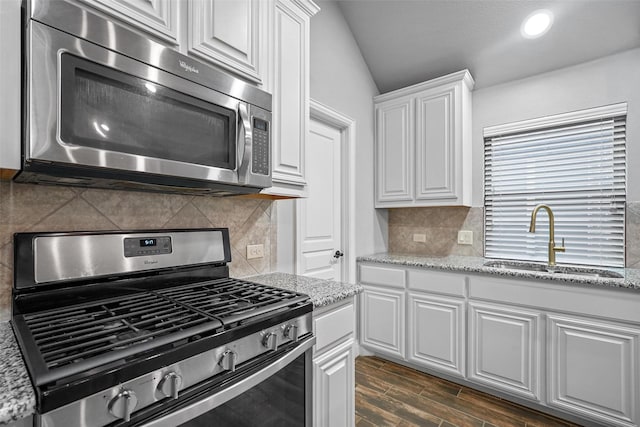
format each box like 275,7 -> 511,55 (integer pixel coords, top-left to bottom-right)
528,204 -> 565,266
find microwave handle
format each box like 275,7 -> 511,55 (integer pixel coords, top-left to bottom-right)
237,103 -> 251,171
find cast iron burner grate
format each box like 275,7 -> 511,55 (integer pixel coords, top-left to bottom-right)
19,277 -> 308,385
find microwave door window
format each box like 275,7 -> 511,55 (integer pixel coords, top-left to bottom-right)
59,54 -> 236,171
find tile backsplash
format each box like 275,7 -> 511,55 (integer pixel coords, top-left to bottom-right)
389,203 -> 640,268
627,202 -> 640,268
389,206 -> 484,257
0,181 -> 276,321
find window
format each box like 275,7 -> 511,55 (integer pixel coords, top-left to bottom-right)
484,104 -> 626,268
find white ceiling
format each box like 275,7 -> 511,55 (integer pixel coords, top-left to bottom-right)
335,0 -> 640,93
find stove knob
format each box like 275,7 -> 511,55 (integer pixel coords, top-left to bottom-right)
262,331 -> 278,351
158,372 -> 182,399
108,389 -> 138,422
284,324 -> 299,342
219,349 -> 237,372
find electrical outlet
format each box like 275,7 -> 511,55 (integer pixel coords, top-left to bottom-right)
457,230 -> 473,245
246,244 -> 264,259
413,233 -> 426,243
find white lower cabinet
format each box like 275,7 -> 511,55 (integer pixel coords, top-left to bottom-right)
468,302 -> 542,401
408,292 -> 465,377
360,285 -> 405,359
313,339 -> 354,427
358,262 -> 640,427
548,315 -> 640,427
312,298 -> 355,427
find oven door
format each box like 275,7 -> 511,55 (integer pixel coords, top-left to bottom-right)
27,20 -> 260,187
138,336 -> 314,427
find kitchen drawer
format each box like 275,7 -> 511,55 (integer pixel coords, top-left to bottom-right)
359,264 -> 406,289
314,300 -> 355,355
407,269 -> 466,297
468,274 -> 640,324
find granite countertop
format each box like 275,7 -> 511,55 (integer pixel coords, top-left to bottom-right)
247,272 -> 363,307
357,253 -> 640,291
0,323 -> 35,425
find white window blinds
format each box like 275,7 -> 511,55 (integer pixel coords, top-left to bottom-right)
484,105 -> 626,268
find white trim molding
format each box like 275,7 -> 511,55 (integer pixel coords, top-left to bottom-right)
484,102 -> 628,138
374,69 -> 474,103
307,99 -> 357,284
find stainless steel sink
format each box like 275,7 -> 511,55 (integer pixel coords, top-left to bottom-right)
483,260 -> 623,279
550,266 -> 624,279
483,261 -> 548,273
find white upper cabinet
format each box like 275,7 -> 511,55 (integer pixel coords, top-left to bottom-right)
375,96 -> 414,203
187,0 -> 265,84
80,0 -> 179,46
374,70 -> 474,207
82,0 -> 269,84
0,0 -> 21,173
261,0 -> 319,197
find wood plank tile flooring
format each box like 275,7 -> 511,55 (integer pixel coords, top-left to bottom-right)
355,356 -> 583,427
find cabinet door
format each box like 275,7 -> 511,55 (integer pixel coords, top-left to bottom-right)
313,339 -> 355,427
548,315 -> 639,427
415,85 -> 459,202
0,0 -> 20,171
408,292 -> 465,377
80,0 -> 179,45
360,285 -> 405,358
375,97 -> 414,205
469,302 -> 542,401
270,0 -> 309,189
188,0 -> 264,83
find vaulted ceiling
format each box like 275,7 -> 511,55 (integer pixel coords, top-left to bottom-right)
336,0 -> 640,93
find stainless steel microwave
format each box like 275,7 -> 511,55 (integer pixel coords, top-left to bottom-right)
17,0 -> 272,195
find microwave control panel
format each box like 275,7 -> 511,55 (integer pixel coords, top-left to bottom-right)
252,118 -> 270,176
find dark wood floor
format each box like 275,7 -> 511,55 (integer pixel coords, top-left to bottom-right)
355,356 -> 582,427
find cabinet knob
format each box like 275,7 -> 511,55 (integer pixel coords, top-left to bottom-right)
334,250 -> 344,259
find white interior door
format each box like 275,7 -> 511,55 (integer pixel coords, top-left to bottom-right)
297,118 -> 342,280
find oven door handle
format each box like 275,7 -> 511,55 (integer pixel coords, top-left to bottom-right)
141,335 -> 316,427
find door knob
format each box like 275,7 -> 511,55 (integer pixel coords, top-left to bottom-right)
333,250 -> 344,259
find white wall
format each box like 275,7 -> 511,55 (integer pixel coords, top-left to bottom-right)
310,0 -> 385,257
472,47 -> 640,206
277,0 -> 385,276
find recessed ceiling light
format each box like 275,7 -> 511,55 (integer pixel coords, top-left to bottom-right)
521,9 -> 553,39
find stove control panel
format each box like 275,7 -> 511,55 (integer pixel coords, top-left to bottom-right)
124,236 -> 172,258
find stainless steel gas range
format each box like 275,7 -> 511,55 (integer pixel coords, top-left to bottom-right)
10,229 -> 314,426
